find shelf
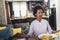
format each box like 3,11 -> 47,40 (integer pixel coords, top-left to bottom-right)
10,16 -> 49,20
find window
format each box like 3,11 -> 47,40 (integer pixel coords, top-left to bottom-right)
13,2 -> 20,18
13,2 -> 28,18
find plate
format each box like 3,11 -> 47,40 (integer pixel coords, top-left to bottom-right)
38,34 -> 57,39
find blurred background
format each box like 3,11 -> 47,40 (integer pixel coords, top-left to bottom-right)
1,0 -> 60,40
0,0 -> 60,31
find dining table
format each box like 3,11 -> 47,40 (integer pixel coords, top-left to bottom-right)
7,30 -> 60,40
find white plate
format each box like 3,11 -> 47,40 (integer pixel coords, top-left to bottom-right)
38,34 -> 57,39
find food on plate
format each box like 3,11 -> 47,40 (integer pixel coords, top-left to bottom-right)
38,34 -> 57,40
40,35 -> 52,39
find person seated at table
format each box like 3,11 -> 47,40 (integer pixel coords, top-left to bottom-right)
27,5 -> 55,37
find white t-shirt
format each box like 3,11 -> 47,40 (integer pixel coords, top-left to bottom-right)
28,19 -> 53,36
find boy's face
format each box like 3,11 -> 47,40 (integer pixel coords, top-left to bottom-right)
35,9 -> 43,19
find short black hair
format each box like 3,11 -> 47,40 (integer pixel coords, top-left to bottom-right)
33,6 -> 44,16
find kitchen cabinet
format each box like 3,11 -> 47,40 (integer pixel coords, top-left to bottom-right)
27,1 -> 43,11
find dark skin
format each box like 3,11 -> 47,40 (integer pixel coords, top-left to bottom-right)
35,9 -> 43,22
35,9 -> 57,33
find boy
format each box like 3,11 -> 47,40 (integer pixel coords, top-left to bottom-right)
27,6 -> 53,37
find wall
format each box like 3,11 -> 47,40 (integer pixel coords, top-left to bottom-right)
56,0 -> 60,30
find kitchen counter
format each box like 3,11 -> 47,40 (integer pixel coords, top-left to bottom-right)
10,16 -> 49,25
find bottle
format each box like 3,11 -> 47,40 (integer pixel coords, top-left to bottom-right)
26,10 -> 28,18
